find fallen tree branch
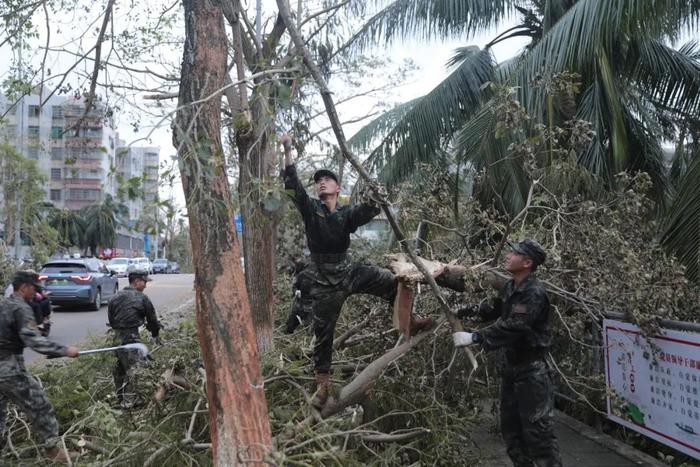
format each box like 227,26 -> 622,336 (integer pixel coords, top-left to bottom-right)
276,0 -> 477,370
359,428 -> 430,443
320,323 -> 439,418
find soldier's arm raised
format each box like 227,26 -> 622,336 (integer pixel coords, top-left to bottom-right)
281,134 -> 313,215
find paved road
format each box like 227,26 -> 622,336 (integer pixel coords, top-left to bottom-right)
26,273 -> 194,364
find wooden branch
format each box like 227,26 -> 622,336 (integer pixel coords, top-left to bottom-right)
72,437 -> 109,455
491,179 -> 539,265
320,326 -> 436,418
298,0 -> 350,29
360,428 -> 430,443
263,13 -> 287,59
276,0 -> 477,370
68,0 -> 116,137
221,0 -> 258,66
334,315 -> 372,349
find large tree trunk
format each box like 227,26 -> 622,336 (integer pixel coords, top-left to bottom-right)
237,133 -> 276,354
226,2 -> 277,355
173,0 -> 272,464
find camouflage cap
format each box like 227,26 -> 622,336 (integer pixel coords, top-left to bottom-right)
128,272 -> 153,282
13,270 -> 43,292
313,169 -> 339,183
508,239 -> 547,267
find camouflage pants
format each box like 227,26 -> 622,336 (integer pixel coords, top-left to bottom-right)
500,359 -> 562,467
0,355 -> 60,447
289,260 -> 396,373
112,329 -> 144,406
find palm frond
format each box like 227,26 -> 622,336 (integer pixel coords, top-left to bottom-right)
364,46 -> 495,186
347,99 -> 418,155
662,154 -> 700,281
631,40 -> 700,117
454,103 -> 528,214
521,0 -> 700,80
343,0 -> 519,53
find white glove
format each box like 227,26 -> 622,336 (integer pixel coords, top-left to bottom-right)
453,331 -> 474,347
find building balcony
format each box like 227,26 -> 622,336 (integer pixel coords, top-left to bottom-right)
63,178 -> 102,188
64,136 -> 103,148
66,158 -> 103,169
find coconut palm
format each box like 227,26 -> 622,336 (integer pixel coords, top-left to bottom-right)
343,0 -> 700,275
48,208 -> 86,251
81,195 -> 129,257
345,0 -> 700,202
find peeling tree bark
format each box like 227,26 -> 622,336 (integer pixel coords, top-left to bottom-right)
173,0 -> 272,463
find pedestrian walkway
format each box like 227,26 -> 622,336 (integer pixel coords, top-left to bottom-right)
468,409 -> 665,466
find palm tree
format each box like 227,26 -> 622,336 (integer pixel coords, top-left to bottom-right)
81,195 -> 129,257
48,208 -> 86,251
343,0 -> 700,273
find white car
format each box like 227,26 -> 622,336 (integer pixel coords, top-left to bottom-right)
106,257 -> 132,277
131,257 -> 153,274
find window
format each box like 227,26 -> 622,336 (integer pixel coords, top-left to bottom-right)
28,126 -> 40,137
68,189 -> 100,200
50,189 -> 62,201
28,105 -> 40,117
27,146 -> 40,158
51,106 -> 63,119
50,168 -> 62,180
51,147 -> 64,160
51,126 -> 62,139
85,127 -> 102,138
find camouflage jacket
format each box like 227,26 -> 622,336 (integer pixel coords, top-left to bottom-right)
0,294 -> 67,358
477,274 -> 552,365
283,164 -> 380,254
107,287 -> 161,336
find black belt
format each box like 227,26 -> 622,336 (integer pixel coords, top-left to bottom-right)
310,252 -> 347,263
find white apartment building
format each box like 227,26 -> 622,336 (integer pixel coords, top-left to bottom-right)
0,92 -> 118,210
1,91 -> 160,258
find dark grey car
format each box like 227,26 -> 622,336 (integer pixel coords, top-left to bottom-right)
40,258 -> 119,310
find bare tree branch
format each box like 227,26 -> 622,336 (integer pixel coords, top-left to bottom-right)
68,0 -> 116,136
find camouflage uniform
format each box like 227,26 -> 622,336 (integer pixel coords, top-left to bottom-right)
473,274 -> 562,467
283,164 -> 397,373
107,287 -> 161,407
0,294 -> 68,447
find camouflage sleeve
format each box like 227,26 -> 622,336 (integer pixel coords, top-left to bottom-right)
477,297 -> 503,322
346,203 -> 381,232
283,164 -> 313,217
478,290 -> 547,350
143,295 -> 161,337
14,302 -> 66,357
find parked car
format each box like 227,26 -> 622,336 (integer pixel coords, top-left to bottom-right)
131,257 -> 153,274
152,258 -> 171,274
169,262 -> 180,274
39,258 -> 119,310
106,257 -> 131,277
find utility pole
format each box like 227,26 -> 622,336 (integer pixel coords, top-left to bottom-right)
154,216 -> 159,259
13,31 -> 25,261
